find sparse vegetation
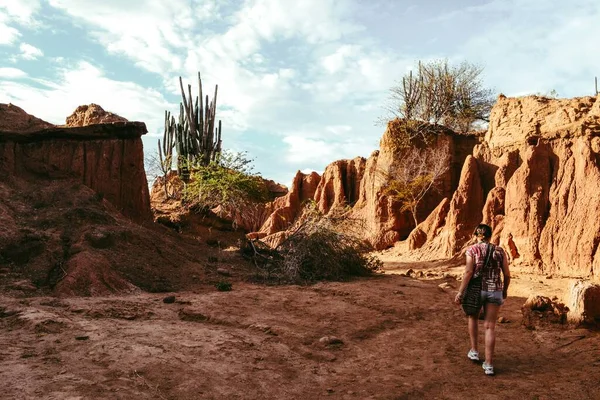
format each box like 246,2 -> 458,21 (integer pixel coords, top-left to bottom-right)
182,150 -> 270,222
247,202 -> 382,283
158,72 -> 222,197
382,144 -> 450,226
385,59 -> 495,147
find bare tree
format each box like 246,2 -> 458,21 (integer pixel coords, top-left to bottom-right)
386,59 -> 495,142
383,145 -> 450,227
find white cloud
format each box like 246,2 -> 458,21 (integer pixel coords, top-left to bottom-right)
321,45 -> 358,74
46,0 -> 220,74
0,0 -> 42,23
283,136 -> 335,164
446,0 -> 600,97
0,22 -> 20,45
0,0 -> 42,45
19,42 -> 43,60
0,67 -> 27,78
0,61 -> 174,134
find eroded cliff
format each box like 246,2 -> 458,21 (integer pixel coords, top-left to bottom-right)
412,94 -> 600,278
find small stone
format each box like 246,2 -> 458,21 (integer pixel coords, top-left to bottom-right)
84,229 -> 114,249
438,282 -> 453,291
393,290 -> 403,295
163,296 -> 176,304
319,336 -> 344,346
217,268 -> 232,277
545,275 -> 553,279
498,316 -> 509,323
404,268 -> 414,277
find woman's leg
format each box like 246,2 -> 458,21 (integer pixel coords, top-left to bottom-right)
483,303 -> 501,364
468,315 -> 479,352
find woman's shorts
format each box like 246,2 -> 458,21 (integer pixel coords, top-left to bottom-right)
480,290 -> 504,305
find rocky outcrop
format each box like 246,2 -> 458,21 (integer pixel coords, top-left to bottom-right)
314,157 -> 365,214
65,104 -> 128,127
567,280 -> 600,326
246,124 -> 478,250
410,95 -> 600,278
407,198 -> 450,250
258,171 -> 321,240
0,104 -> 151,223
0,103 -> 54,133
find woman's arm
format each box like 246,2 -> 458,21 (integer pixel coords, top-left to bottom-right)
501,251 -> 511,299
454,254 -> 475,304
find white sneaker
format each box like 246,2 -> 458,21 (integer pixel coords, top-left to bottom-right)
467,349 -> 479,361
482,362 -> 494,376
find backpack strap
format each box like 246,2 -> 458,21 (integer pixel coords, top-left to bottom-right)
482,243 -> 495,270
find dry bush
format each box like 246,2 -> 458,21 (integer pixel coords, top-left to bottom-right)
246,202 -> 382,283
382,144 -> 450,226
385,59 -> 495,142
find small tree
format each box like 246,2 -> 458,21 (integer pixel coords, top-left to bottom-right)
383,144 -> 450,227
386,59 -> 494,142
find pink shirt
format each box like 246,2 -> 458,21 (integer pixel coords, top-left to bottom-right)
466,242 -> 505,292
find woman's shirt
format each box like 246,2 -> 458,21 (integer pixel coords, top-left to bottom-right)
466,242 -> 505,292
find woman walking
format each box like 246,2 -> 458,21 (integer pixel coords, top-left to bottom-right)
454,224 -> 511,376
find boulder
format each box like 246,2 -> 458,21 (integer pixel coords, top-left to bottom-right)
567,280 -> 600,326
65,104 -> 128,127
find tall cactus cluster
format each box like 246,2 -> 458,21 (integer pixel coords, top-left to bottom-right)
158,72 -> 222,185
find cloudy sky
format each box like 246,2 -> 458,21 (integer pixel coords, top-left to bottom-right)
1,0 -> 599,185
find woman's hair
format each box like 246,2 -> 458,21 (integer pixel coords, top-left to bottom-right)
474,224 -> 492,239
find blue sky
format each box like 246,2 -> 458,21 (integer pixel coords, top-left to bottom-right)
1,0 -> 599,186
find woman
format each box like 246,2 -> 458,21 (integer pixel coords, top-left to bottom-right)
454,224 -> 511,376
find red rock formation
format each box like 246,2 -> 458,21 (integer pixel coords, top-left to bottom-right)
65,104 -> 128,127
314,157 -> 365,214
0,103 -> 54,132
0,104 -> 151,223
411,94 -> 600,278
407,198 -> 450,250
258,171 -> 321,237
248,122 -> 477,250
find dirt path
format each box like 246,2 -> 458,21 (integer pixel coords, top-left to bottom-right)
1,273 -> 598,400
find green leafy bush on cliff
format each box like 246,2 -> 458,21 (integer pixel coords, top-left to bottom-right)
183,150 -> 270,213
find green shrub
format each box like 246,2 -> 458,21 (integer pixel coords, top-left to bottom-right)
183,150 -> 270,212
215,281 -> 232,291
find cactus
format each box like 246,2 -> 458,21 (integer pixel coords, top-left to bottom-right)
158,110 -> 176,198
162,71 -> 223,185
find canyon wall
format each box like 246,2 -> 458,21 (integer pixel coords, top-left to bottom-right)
250,126 -> 478,249
0,104 -> 151,223
412,94 -> 600,278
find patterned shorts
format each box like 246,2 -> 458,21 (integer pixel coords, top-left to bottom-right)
480,291 -> 504,305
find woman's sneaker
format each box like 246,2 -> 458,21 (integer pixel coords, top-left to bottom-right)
467,349 -> 479,361
482,362 -> 494,376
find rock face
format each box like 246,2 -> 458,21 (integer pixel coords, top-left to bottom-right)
0,104 -> 151,223
246,125 -> 478,250
0,103 -> 54,133
411,94 -> 600,278
65,104 -> 128,127
256,171 -> 321,246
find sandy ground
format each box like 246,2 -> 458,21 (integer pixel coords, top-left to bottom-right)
1,267 -> 599,400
